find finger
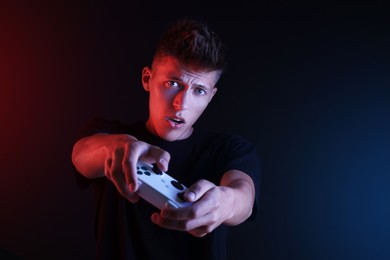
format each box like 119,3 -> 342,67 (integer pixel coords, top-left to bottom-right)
104,147 -> 138,202
121,141 -> 167,191
109,148 -> 136,199
160,192 -> 214,221
185,211 -> 222,237
141,145 -> 171,172
151,212 -> 191,231
122,143 -> 137,192
155,151 -> 170,172
152,211 -> 218,233
112,169 -> 140,203
110,148 -> 124,181
122,140 -> 150,191
160,206 -> 191,221
160,180 -> 217,220
184,179 -> 215,202
188,226 -> 215,237
104,153 -> 113,181
126,192 -> 140,203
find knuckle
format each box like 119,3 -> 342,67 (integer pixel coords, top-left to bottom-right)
189,183 -> 203,194
105,169 -> 112,179
193,231 -> 204,237
205,225 -> 214,234
182,222 -> 192,231
188,207 -> 200,219
129,140 -> 142,150
209,212 -> 219,223
197,179 -> 209,186
122,159 -> 130,168
161,150 -> 171,159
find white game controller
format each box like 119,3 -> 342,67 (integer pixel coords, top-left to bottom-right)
136,161 -> 192,210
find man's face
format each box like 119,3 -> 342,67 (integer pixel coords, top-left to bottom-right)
142,56 -> 220,141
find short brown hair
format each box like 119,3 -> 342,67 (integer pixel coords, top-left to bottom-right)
153,18 -> 227,73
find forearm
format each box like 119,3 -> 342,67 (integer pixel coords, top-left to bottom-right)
71,133 -> 136,179
220,170 -> 256,226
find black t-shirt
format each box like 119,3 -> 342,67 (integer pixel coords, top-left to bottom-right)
75,118 -> 261,260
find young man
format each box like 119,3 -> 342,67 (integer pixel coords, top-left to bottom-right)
72,18 -> 260,259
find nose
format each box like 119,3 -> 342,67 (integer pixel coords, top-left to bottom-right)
173,90 -> 189,111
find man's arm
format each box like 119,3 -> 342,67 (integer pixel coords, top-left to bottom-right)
72,133 -> 136,179
219,170 -> 256,225
71,133 -> 170,201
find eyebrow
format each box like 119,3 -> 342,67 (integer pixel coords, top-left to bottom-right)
167,73 -> 213,90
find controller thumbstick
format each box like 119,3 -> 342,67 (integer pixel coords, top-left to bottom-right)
152,163 -> 163,175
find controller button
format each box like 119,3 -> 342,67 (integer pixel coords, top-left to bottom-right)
152,163 -> 163,175
144,171 -> 151,176
137,170 -> 143,175
171,180 -> 184,190
177,192 -> 186,202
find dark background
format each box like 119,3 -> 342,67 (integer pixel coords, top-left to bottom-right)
1,1 -> 389,259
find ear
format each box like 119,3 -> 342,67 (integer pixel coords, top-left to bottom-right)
208,87 -> 218,102
142,67 -> 151,91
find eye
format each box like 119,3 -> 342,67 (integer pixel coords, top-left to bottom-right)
194,87 -> 207,96
167,81 -> 180,88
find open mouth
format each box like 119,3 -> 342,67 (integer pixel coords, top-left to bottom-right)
166,116 -> 185,125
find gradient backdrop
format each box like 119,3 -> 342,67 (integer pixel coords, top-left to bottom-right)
1,1 -> 389,259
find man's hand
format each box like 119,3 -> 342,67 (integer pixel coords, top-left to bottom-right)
72,133 -> 171,202
150,170 -> 255,237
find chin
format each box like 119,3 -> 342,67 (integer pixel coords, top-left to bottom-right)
160,135 -> 178,142
159,130 -> 187,142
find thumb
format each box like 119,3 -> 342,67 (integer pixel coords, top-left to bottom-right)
184,179 -> 215,202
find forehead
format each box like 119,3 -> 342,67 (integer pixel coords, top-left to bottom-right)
152,56 -> 221,86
